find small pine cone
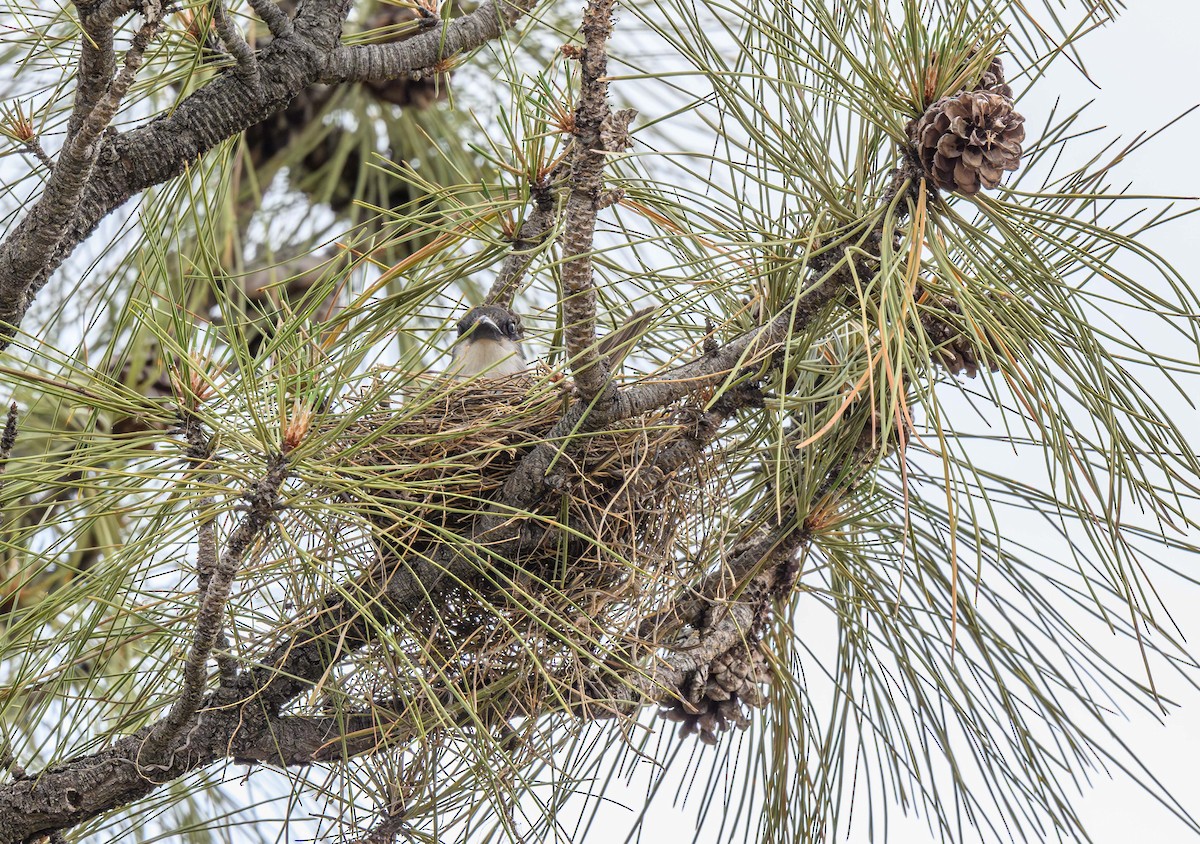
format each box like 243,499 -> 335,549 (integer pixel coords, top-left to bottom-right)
911,90 -> 1025,195
704,679 -> 734,701
921,291 -> 1004,378
684,665 -> 709,704
741,684 -> 767,709
661,639 -> 775,743
716,698 -> 742,723
975,56 -> 1013,99
659,704 -> 688,723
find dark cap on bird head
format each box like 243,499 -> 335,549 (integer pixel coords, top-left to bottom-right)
457,305 -> 523,344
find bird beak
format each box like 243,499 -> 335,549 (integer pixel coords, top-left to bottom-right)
462,315 -> 502,342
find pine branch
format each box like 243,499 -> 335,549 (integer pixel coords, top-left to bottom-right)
208,0 -> 260,86
485,178 -> 559,308
0,0 -> 543,350
247,0 -> 294,39
64,0 -> 141,141
321,0 -> 539,83
556,0 -> 626,401
0,1 -> 164,345
146,451 -> 287,750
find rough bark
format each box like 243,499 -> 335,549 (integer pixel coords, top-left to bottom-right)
0,0 -> 540,349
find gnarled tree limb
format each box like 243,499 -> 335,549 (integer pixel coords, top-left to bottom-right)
556,0 -> 622,401
0,0 -> 542,350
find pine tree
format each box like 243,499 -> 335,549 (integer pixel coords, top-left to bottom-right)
0,0 -> 1197,842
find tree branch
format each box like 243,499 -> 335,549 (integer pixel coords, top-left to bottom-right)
209,0 -> 260,86
179,413 -> 238,685
230,713 -> 399,766
0,2 -> 163,345
556,0 -> 625,401
485,179 -> 558,308
0,0 -> 543,350
148,450 -> 286,754
248,0 -> 294,39
321,0 -> 539,84
64,0 -> 141,141
0,402 -> 18,510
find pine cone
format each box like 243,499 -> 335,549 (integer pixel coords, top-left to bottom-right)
975,55 -> 1013,99
659,641 -> 771,744
920,289 -> 1004,378
911,90 -> 1025,195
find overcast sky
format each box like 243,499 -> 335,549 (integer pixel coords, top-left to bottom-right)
1025,1 -> 1200,840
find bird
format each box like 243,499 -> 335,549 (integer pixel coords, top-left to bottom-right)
448,304 -> 528,379
593,305 -> 658,374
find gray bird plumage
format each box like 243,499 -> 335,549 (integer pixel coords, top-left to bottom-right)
594,305 -> 658,372
449,305 -> 527,378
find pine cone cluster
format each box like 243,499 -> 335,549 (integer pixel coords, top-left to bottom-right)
908,56 -> 1025,196
660,641 -> 770,744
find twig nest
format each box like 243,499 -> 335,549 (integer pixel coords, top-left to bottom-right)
332,376 -> 708,584
303,375 -> 722,723
911,90 -> 1025,196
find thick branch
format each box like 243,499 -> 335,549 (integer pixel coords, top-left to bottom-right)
0,0 -> 541,350
321,0 -> 538,83
248,0 -> 294,39
231,713 -> 400,766
557,0 -> 621,401
0,3 -> 163,343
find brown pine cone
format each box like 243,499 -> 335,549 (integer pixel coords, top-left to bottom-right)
920,288 -> 1005,378
975,55 -> 1013,99
659,641 -> 771,744
911,90 -> 1025,196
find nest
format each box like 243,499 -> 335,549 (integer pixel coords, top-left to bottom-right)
302,374 -> 720,724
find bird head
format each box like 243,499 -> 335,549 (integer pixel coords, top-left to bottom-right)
450,305 -> 527,378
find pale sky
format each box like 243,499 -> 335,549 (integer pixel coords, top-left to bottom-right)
1023,1 -> 1200,840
